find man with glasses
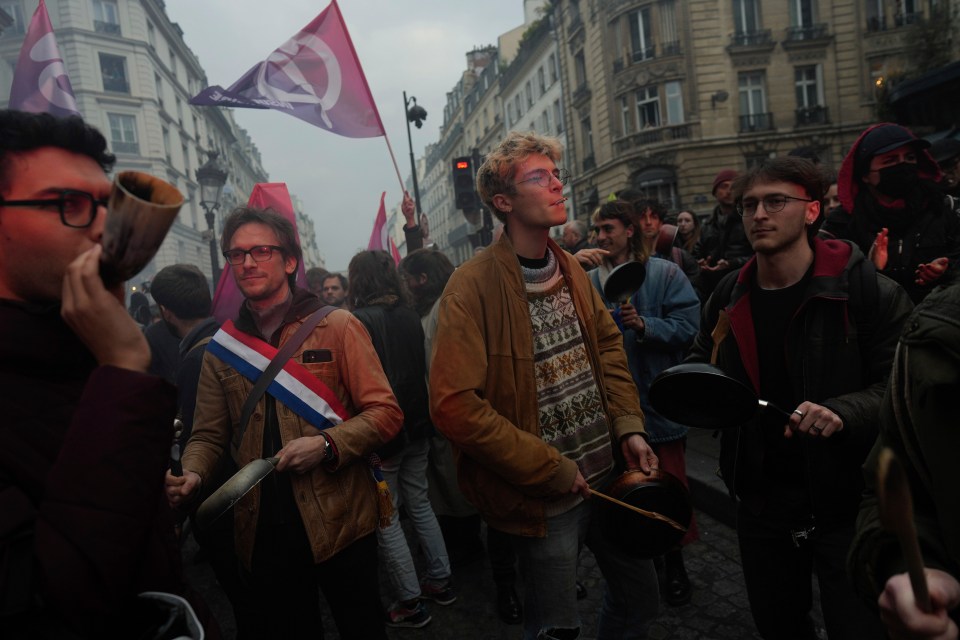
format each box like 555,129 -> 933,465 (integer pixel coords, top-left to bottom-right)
430,131 -> 660,639
0,110 -> 205,636
165,206 -> 402,638
687,156 -> 912,639
824,123 -> 960,303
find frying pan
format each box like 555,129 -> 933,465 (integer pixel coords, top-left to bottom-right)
195,456 -> 279,530
595,468 -> 692,558
603,261 -> 646,304
655,223 -> 679,256
649,362 -> 792,429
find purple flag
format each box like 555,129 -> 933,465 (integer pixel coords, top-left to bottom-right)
8,0 -> 80,117
190,0 -> 384,138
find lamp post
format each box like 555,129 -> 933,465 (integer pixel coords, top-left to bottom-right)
195,150 -> 228,284
403,92 -> 427,215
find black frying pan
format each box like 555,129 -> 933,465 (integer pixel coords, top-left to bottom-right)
648,362 -> 792,429
603,261 -> 646,303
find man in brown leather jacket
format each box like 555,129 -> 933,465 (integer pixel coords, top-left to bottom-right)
430,131 -> 659,640
165,207 -> 402,639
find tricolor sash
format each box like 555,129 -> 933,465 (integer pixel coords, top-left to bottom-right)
207,319 -> 349,430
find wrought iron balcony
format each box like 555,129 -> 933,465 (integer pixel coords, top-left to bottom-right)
795,105 -> 829,127
895,12 -> 922,27
631,45 -> 656,63
866,16 -> 887,32
785,23 -> 828,41
112,141 -> 140,155
95,20 -> 121,36
739,112 -> 775,133
730,29 -> 773,47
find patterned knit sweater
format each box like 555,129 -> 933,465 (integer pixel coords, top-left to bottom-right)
522,249 -> 614,514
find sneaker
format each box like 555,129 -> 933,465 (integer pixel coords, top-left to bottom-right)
419,579 -> 457,606
385,600 -> 432,628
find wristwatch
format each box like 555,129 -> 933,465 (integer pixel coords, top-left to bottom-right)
319,434 -> 333,462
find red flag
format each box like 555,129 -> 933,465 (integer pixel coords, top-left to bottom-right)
367,192 -> 401,265
190,0 -> 384,138
8,0 -> 80,117
211,183 -> 310,324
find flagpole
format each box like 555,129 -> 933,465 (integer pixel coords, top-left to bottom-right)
382,133 -> 405,193
331,0 -> 405,193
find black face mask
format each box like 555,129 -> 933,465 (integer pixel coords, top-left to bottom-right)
875,162 -> 920,198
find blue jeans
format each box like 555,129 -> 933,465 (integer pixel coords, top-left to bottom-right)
507,500 -> 659,640
377,436 -> 452,601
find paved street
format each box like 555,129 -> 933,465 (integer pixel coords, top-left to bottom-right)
183,507 -> 795,639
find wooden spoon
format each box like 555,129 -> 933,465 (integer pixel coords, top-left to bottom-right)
877,447 -> 931,612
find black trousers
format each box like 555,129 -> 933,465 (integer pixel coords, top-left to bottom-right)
737,505 -> 884,640
242,520 -> 386,640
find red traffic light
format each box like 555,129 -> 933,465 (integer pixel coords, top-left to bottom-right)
455,161 -> 470,170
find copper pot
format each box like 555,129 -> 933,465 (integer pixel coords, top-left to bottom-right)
595,468 -> 692,558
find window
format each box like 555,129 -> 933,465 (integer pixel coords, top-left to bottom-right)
507,101 -> 515,127
169,50 -> 177,79
795,65 -> 822,108
866,0 -> 885,31
665,81 -> 684,125
790,0 -> 816,27
629,7 -> 654,61
514,94 -> 523,118
538,67 -> 546,93
574,51 -> 587,87
93,0 -> 121,35
525,81 -> 533,108
543,109 -> 552,135
582,117 -> 595,170
636,85 -> 660,128
896,0 -> 921,25
738,71 -> 771,131
0,2 -> 25,37
660,0 -> 679,47
155,74 -> 164,108
553,99 -> 564,133
147,20 -> 156,48
188,186 -> 198,229
99,53 -> 129,93
176,96 -> 183,124
181,144 -> 190,174
620,95 -> 632,134
733,0 -> 760,34
162,127 -> 171,163
192,114 -> 199,139
549,53 -> 558,84
107,113 -> 138,154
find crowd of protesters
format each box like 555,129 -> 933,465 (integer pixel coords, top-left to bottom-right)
2,105 -> 959,640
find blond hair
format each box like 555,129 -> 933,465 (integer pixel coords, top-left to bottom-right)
476,131 -> 563,223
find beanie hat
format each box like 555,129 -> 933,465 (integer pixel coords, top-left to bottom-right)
712,169 -> 738,195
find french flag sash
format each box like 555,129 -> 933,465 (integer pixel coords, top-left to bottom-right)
207,320 -> 349,430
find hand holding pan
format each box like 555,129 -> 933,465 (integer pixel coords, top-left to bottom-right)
603,261 -> 646,304
649,362 -> 792,429
195,457 -> 279,530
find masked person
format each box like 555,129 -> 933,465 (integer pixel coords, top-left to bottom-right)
824,123 -> 960,303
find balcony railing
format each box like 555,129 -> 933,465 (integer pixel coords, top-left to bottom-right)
661,41 -> 682,56
730,29 -> 773,47
786,23 -> 828,41
895,12 -> 922,27
95,20 -> 121,35
795,105 -> 830,127
739,112 -> 775,133
572,83 -> 591,105
582,154 -> 596,172
631,45 -> 656,63
613,123 -> 693,155
112,140 -> 140,155
867,16 -> 887,32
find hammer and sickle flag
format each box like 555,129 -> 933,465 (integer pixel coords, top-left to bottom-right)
190,0 -> 384,138
8,0 -> 80,118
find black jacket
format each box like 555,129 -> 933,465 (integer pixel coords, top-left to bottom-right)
352,301 -> 433,458
687,239 -> 913,523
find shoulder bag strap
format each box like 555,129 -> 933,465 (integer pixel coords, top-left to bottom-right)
234,305 -> 337,453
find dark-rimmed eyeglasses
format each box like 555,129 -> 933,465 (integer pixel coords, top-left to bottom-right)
737,195 -> 814,217
223,245 -> 284,265
514,168 -> 570,189
0,190 -> 108,228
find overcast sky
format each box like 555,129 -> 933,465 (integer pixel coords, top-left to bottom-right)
164,0 -> 525,270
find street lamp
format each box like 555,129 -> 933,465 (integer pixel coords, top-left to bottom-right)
195,150 -> 228,284
403,92 -> 427,216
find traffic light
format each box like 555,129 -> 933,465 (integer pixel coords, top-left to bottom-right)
452,156 -> 479,211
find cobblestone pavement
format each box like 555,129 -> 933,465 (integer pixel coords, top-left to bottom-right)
183,507 -> 828,639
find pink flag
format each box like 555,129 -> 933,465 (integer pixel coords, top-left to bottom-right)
191,0 -> 384,138
367,192 -> 401,265
211,183 -> 310,324
8,0 -> 80,117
